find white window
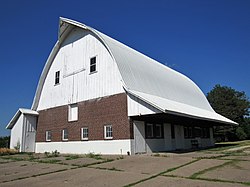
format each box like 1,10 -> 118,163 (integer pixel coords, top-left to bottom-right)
90,56 -> 97,73
46,130 -> 51,141
55,71 -> 60,85
81,127 -> 88,140
104,125 -> 113,139
62,129 -> 68,141
68,104 -> 78,122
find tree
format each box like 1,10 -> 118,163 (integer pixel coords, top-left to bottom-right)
207,84 -> 250,141
0,136 -> 10,148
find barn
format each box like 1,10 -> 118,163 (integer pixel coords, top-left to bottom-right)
6,17 -> 236,155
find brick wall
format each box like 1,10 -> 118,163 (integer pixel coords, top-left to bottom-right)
36,93 -> 132,142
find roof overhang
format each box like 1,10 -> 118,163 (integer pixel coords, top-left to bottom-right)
6,108 -> 39,129
126,88 -> 238,126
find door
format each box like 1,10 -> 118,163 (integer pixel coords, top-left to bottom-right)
25,132 -> 36,152
175,125 -> 184,149
134,121 -> 146,154
23,115 -> 37,152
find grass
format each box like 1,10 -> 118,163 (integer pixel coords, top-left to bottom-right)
37,159 -> 61,164
189,160 -> 235,179
65,155 -> 81,160
203,140 -> 250,152
1,168 -> 69,184
85,152 -> 103,160
0,148 -> 18,156
93,166 -> 124,172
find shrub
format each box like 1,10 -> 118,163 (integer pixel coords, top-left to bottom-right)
0,148 -> 18,156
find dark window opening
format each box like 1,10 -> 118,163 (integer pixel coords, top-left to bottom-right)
184,126 -> 210,139
55,71 -> 60,85
171,124 -> 175,139
145,123 -> 164,139
90,57 -> 96,73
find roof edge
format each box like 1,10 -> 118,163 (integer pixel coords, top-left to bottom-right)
126,88 -> 237,126
6,108 -> 39,129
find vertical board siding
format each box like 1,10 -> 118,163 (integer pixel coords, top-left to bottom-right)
37,28 -> 123,111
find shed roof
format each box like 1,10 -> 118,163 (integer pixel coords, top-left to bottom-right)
6,108 -> 39,129
31,17 -> 236,125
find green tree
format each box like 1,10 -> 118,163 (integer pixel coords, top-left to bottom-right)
207,84 -> 250,141
0,136 -> 10,148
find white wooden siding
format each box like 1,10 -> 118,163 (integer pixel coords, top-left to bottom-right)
127,93 -> 161,116
37,28 -> 124,111
10,115 -> 23,150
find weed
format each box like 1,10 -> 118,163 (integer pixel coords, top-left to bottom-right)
65,155 -> 80,160
38,159 -> 61,164
85,152 -> 102,160
44,150 -> 60,158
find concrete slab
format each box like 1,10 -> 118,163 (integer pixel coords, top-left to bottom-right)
59,157 -> 103,166
167,159 -> 227,177
200,160 -> 250,183
159,151 -> 226,159
92,155 -> 194,175
0,158 -> 14,164
136,176 -> 246,187
224,155 -> 250,161
37,156 -> 66,163
1,167 -> 148,187
0,161 -> 74,183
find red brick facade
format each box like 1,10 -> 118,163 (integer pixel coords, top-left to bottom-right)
36,93 -> 132,142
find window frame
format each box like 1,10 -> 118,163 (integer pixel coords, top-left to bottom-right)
145,123 -> 164,139
68,103 -> 78,122
45,130 -> 52,142
104,125 -> 113,140
81,127 -> 89,140
55,71 -> 60,85
62,129 -> 68,141
89,56 -> 97,74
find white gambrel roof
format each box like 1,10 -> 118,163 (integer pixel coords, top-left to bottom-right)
31,17 -> 236,125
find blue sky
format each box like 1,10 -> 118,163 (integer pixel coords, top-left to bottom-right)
0,0 -> 249,136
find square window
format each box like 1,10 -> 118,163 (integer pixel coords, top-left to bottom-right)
68,104 -> 78,122
55,71 -> 60,85
146,123 -> 154,138
81,127 -> 88,140
46,130 -> 51,141
62,129 -> 68,141
90,57 -> 97,73
104,125 -> 113,139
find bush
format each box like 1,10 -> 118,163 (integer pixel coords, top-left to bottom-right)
0,148 -> 18,156
0,136 -> 10,148
236,127 -> 247,140
44,150 -> 60,157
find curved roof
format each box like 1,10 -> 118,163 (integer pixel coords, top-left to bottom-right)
32,17 -> 236,125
